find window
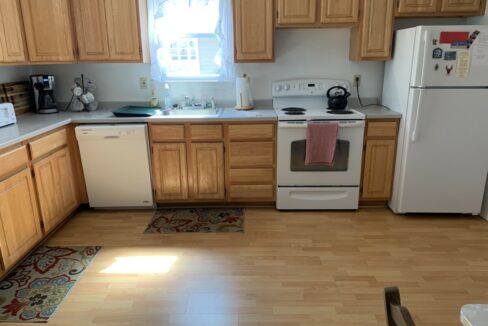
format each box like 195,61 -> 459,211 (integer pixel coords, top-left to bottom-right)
148,0 -> 234,81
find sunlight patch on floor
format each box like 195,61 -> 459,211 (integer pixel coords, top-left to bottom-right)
100,256 -> 178,274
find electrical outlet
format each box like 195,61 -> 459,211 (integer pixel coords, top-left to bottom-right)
140,77 -> 148,89
353,75 -> 361,88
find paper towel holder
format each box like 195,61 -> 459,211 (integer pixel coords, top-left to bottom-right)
235,74 -> 255,110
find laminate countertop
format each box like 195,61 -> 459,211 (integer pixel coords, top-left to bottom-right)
352,105 -> 402,119
0,104 -> 277,151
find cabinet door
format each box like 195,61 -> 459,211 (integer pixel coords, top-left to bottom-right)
0,0 -> 26,63
104,0 -> 141,61
190,143 -> 225,200
397,0 -> 438,14
55,148 -> 78,217
362,139 -> 396,199
350,0 -> 395,60
233,0 -> 274,62
440,0 -> 481,12
72,0 -> 110,61
0,169 -> 42,270
320,0 -> 359,24
277,0 -> 316,25
33,148 -> 77,233
152,143 -> 189,201
20,0 -> 75,62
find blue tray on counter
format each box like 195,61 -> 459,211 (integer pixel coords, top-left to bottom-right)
112,106 -> 160,117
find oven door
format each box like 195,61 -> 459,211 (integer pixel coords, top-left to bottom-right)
277,120 -> 365,186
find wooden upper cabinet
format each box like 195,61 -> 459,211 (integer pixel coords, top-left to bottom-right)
73,0 -> 141,61
72,0 -> 110,61
0,0 -> 26,63
320,0 -> 359,24
233,0 -> 274,62
190,143 -> 225,200
397,0 -> 438,14
277,0 -> 316,25
440,0 -> 482,12
33,147 -> 77,233
19,0 -> 75,62
152,143 -> 189,201
0,169 -> 42,270
350,0 -> 395,61
104,0 -> 141,61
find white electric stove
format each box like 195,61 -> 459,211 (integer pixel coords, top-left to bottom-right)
273,79 -> 365,210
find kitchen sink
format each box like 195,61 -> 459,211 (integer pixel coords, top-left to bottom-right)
159,108 -> 222,118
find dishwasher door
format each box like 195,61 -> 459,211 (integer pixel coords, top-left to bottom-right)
75,124 -> 154,208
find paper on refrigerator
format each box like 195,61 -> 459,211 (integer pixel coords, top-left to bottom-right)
471,29 -> 488,67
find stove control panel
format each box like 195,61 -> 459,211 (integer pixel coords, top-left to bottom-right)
272,79 -> 351,97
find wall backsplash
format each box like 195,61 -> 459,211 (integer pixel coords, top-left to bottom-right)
30,29 -> 385,104
0,66 -> 32,84
1,17 -> 470,106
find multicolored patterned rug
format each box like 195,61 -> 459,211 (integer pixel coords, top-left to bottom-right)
0,246 -> 101,323
144,208 -> 244,233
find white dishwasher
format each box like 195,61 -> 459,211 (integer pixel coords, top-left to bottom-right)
75,124 -> 154,208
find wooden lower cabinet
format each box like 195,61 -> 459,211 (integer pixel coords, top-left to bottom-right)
33,147 -> 78,233
0,169 -> 42,271
190,143 -> 225,200
361,139 -> 396,199
152,143 -> 189,201
150,122 -> 276,204
361,119 -> 399,202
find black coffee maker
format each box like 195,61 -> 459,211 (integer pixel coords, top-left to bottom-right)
30,75 -> 59,114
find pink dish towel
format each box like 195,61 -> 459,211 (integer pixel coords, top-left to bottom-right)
305,122 -> 339,166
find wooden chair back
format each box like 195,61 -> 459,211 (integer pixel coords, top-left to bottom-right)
384,287 -> 416,326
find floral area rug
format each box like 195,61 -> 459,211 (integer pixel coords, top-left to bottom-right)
144,208 -> 244,233
0,246 -> 101,323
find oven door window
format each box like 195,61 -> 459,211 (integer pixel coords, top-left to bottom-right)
290,140 -> 349,171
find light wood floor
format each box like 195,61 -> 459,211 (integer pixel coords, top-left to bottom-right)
5,208 -> 488,326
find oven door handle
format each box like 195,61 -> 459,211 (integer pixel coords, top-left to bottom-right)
278,121 -> 365,128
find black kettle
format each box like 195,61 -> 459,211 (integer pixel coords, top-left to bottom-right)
327,86 -> 351,111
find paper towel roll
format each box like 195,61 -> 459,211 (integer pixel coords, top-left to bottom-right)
235,74 -> 254,110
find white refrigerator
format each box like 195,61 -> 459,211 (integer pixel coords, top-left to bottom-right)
383,25 -> 488,214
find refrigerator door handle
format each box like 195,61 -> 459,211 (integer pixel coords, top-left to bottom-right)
411,90 -> 423,143
418,30 -> 431,88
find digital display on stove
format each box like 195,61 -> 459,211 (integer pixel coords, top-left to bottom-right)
308,83 -> 315,87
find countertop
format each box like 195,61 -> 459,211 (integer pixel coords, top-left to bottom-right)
0,104 -> 277,151
352,105 -> 402,119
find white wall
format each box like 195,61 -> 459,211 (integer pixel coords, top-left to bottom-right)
0,66 -> 32,83
32,29 -> 385,103
467,2 -> 488,24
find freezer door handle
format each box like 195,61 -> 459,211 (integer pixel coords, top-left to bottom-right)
411,90 -> 423,143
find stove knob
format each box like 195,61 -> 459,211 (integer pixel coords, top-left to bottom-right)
283,84 -> 291,91
275,85 -> 283,92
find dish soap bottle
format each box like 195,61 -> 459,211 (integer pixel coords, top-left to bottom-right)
150,86 -> 159,107
163,83 -> 172,109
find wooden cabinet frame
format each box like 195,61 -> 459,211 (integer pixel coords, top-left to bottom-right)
396,0 -> 486,16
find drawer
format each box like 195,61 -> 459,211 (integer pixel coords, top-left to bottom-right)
228,123 -> 275,140
366,121 -> 398,138
151,125 -> 185,142
229,141 -> 275,167
230,184 -> 274,200
29,128 -> 67,160
0,146 -> 29,179
229,168 -> 274,184
190,124 -> 223,140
